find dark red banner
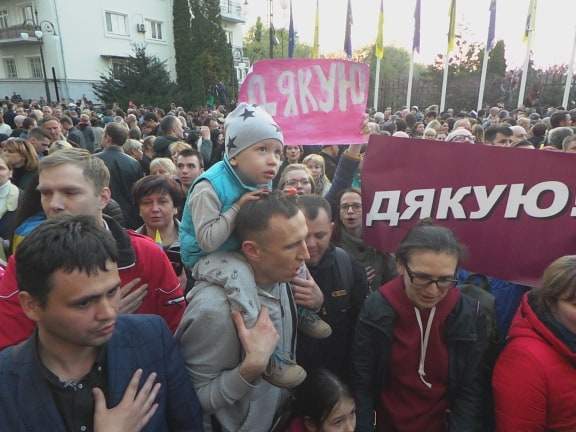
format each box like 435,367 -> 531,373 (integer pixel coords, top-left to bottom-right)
362,135 -> 576,286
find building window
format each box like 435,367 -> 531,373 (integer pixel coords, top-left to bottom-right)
105,12 -> 128,36
0,10 -> 8,30
29,57 -> 43,79
226,31 -> 233,46
22,6 -> 34,24
3,59 -> 18,79
146,19 -> 163,40
111,60 -> 128,78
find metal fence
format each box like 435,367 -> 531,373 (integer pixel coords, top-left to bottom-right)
374,73 -> 576,111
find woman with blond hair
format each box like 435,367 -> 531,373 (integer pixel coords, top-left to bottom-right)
303,153 -> 332,196
278,163 -> 315,195
149,157 -> 177,178
0,154 -> 20,240
1,138 -> 38,190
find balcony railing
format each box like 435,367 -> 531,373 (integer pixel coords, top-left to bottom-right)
0,24 -> 39,43
220,0 -> 245,23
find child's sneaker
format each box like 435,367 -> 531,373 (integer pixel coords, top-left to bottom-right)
298,307 -> 332,339
263,352 -> 307,389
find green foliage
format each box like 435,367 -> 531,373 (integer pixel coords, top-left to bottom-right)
173,0 -> 237,109
173,0 -> 197,105
487,40 -> 507,76
244,18 -> 312,62
92,46 -> 177,109
359,44 -> 426,109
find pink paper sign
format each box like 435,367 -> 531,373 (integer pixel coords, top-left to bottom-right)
239,59 -> 369,146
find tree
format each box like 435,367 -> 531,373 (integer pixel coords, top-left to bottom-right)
173,0 -> 198,105
356,44 -> 427,109
93,46 -> 177,109
244,19 -> 312,62
173,0 -> 237,108
487,40 -> 507,77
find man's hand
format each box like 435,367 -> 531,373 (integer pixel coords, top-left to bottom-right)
291,276 -> 324,312
119,278 -> 148,315
233,307 -> 279,383
93,369 -> 161,432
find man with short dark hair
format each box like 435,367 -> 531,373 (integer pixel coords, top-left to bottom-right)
154,116 -> 184,158
550,110 -> 571,129
61,115 -> 86,148
176,149 -> 203,193
96,123 -> 143,228
0,149 -> 185,350
0,215 -> 203,431
528,122 -> 547,148
27,127 -> 51,158
177,193 -> 316,432
484,126 -> 513,147
548,126 -> 574,150
295,195 -> 369,383
142,112 -> 159,137
42,116 -> 65,143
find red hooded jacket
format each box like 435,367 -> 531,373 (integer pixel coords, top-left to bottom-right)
493,294 -> 576,432
0,221 -> 185,350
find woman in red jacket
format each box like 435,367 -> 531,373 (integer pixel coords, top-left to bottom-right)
493,255 -> 576,431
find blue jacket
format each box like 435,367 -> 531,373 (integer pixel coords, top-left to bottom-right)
180,158 -> 256,269
0,315 -> 203,432
457,269 -> 529,337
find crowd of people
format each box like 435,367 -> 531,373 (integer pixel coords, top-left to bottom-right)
0,96 -> 574,432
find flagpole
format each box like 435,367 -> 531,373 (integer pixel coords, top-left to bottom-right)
477,46 -> 490,112
478,0 -> 496,111
441,0 -> 456,113
406,49 -> 415,108
517,36 -> 532,108
518,0 -> 536,108
440,49 -> 450,112
562,26 -> 576,109
374,58 -> 381,110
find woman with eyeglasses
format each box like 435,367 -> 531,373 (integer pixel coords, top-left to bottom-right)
334,188 -> 395,292
352,221 -> 488,432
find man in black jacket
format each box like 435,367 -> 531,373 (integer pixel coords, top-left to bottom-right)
96,123 -> 143,228
154,115 -> 183,158
295,195 -> 369,384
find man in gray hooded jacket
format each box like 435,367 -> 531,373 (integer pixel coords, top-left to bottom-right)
176,193 -> 321,432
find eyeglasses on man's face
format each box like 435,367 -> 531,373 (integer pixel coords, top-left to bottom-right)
404,263 -> 458,290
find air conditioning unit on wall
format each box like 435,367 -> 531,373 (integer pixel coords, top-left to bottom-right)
136,23 -> 146,33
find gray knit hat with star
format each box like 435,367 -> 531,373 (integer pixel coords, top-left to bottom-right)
224,103 -> 284,159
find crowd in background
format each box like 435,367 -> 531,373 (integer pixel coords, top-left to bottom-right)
0,96 -> 574,432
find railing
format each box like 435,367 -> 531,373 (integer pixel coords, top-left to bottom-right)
220,0 -> 244,21
0,24 -> 38,42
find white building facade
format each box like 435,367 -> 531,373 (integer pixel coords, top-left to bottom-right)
0,0 -> 248,103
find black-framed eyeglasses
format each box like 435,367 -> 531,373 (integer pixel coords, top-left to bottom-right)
404,264 -> 458,290
340,203 -> 362,212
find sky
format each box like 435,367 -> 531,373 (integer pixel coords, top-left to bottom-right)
243,0 -> 576,69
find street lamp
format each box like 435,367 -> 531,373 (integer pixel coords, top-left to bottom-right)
19,11 -> 56,104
